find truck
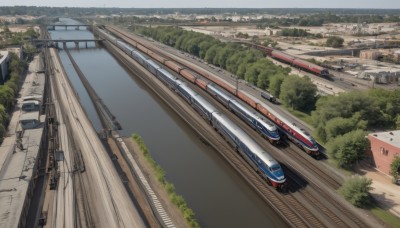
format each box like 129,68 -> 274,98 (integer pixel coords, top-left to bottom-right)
261,91 -> 276,103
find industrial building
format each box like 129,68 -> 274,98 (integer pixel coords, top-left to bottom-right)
368,130 -> 400,176
0,51 -> 10,83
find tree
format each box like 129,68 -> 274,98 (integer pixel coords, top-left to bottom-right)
326,36 -> 344,48
279,76 -> 317,113
390,156 -> 400,184
338,176 -> 372,208
268,74 -> 285,97
327,130 -> 369,169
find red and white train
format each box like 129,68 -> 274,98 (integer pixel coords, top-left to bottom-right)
98,26 -> 320,157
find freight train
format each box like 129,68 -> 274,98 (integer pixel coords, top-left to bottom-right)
98,27 -> 319,157
99,29 -> 286,188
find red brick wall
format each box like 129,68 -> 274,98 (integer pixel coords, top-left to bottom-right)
368,135 -> 400,176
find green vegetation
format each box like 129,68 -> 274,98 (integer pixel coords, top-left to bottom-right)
0,26 -> 38,57
132,134 -> 200,228
280,28 -> 311,37
136,26 -> 291,90
327,130 -> 370,169
261,38 -> 278,48
371,206 -> 400,227
279,76 -> 317,113
326,36 -> 344,48
338,176 -> 372,208
390,157 -> 400,184
0,53 -> 25,142
311,89 -> 400,168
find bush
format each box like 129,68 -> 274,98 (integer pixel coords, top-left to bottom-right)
338,176 -> 372,208
327,130 -> 369,169
390,157 -> 400,184
326,36 -> 344,48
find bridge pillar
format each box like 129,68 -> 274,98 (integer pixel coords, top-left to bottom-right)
65,25 -> 67,30
85,42 -> 88,48
55,42 -> 59,49
63,42 -> 67,50
52,25 -> 55,30
74,41 -> 79,49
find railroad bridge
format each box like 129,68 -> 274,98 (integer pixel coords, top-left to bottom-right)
31,39 -> 103,49
47,24 -> 90,30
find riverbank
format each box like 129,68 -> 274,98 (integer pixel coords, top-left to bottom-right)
123,136 -> 191,228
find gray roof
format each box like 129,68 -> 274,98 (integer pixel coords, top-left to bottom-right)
369,130 -> 400,148
0,127 -> 44,228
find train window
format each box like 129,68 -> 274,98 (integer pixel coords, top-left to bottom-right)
270,165 -> 281,172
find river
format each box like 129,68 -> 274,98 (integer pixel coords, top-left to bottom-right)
49,18 -> 287,228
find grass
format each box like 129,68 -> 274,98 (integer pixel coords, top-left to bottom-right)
370,205 -> 400,227
285,107 -> 314,127
132,134 -> 200,228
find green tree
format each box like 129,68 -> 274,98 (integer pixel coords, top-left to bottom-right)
268,74 -> 285,97
327,130 -> 369,169
326,36 -> 344,48
279,76 -> 317,113
390,156 -> 400,184
338,176 -> 372,208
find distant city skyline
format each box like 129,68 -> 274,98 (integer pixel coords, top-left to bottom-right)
1,0 -> 400,9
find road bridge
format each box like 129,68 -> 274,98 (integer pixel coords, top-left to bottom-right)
47,24 -> 89,30
31,39 -> 102,49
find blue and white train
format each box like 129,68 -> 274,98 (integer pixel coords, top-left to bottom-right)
100,29 -> 286,188
207,84 -> 280,143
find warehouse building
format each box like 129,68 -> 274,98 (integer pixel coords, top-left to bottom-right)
368,130 -> 400,176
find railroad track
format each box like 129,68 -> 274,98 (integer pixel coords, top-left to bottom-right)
102,38 -> 315,227
99,30 -> 372,227
100,25 -> 377,227
47,47 -> 95,228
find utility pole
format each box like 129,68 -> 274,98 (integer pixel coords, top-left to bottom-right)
235,76 -> 239,95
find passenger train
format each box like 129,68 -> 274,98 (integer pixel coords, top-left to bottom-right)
98,27 -> 320,157
99,29 -> 286,189
206,84 -> 280,143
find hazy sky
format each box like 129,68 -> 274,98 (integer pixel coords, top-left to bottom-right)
1,0 -> 400,9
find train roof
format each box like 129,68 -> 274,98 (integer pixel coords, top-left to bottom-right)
132,50 -> 147,60
158,68 -> 176,80
178,82 -> 198,96
207,83 -> 232,100
292,58 -> 325,71
213,112 -> 279,167
146,59 -> 160,70
193,93 -> 218,114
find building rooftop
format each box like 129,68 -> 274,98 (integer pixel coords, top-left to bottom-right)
0,127 -> 43,228
369,130 -> 400,148
0,51 -> 8,63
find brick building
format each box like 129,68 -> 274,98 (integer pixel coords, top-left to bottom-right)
368,130 -> 400,176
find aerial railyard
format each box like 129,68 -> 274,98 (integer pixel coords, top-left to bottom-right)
1,5 -> 400,228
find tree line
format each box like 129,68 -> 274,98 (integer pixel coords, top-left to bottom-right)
0,53 -> 26,141
311,89 -> 400,168
256,12 -> 400,28
135,26 -> 291,91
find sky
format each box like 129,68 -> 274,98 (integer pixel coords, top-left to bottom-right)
1,0 -> 400,9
